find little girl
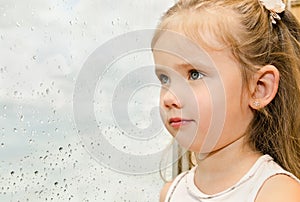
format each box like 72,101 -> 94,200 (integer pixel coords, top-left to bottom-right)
152,0 -> 300,201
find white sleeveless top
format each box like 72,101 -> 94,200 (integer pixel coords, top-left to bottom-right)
165,155 -> 300,202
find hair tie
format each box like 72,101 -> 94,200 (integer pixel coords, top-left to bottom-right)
260,0 -> 285,24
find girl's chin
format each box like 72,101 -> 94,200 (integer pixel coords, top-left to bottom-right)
173,138 -> 218,153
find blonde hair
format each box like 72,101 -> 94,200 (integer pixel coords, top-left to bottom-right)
154,0 -> 300,179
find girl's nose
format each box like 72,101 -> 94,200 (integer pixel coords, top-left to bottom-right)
162,89 -> 182,109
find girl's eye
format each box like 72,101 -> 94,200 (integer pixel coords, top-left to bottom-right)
188,70 -> 204,80
159,74 -> 169,84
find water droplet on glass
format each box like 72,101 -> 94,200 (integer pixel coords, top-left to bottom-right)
32,55 -> 37,60
10,171 -> 14,176
29,139 -> 33,144
20,115 -> 24,121
3,105 -> 6,110
30,27 -> 34,31
13,91 -> 18,96
45,88 -> 49,94
13,128 -> 17,132
1,143 -> 4,147
59,147 -> 63,151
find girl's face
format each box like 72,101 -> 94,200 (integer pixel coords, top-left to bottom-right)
153,32 -> 254,153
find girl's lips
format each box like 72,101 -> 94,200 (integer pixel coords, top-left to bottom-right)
169,117 -> 193,129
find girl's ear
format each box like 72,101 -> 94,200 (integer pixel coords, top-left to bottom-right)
249,65 -> 279,109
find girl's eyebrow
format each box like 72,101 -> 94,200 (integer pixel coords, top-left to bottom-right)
175,62 -> 212,73
154,61 -> 213,75
174,63 -> 192,70
155,63 -> 191,74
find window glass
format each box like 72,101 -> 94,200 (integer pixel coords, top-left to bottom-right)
0,0 -> 174,201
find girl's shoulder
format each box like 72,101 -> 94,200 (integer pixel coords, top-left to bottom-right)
160,155 -> 300,202
160,181 -> 173,202
159,170 -> 190,202
251,154 -> 300,201
255,174 -> 300,202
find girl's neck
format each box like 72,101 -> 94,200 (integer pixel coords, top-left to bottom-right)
194,136 -> 262,194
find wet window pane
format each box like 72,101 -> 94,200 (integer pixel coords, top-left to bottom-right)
0,1 -> 174,201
